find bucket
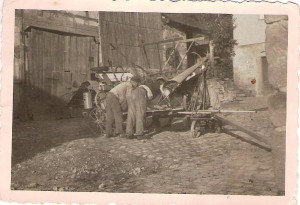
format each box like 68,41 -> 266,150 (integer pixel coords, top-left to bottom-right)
83,91 -> 93,109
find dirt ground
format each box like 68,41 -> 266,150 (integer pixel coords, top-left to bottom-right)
11,118 -> 160,192
11,96 -> 278,195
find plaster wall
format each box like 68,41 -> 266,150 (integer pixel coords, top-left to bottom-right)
233,15 -> 267,92
233,43 -> 265,91
233,15 -> 266,46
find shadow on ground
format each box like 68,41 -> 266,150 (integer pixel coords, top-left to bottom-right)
12,117 -> 96,165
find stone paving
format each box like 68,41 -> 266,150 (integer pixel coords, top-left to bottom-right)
11,96 -> 278,195
93,129 -> 276,195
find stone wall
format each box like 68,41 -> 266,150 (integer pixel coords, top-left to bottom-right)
265,16 -> 288,91
265,15 -> 288,195
162,24 -> 187,71
207,78 -> 236,103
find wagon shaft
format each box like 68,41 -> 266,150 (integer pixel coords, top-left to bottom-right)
214,114 -> 270,148
177,110 -> 257,115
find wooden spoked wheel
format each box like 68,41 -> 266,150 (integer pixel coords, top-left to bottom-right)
190,120 -> 205,138
95,92 -> 107,110
85,107 -> 106,135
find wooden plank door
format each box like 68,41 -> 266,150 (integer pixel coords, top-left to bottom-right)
28,28 -> 98,119
67,35 -> 98,86
29,28 -> 65,101
29,29 -> 98,101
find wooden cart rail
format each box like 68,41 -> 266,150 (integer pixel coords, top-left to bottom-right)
148,108 -> 271,151
177,110 -> 257,115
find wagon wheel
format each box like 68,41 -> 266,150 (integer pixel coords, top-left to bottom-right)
190,120 -> 205,138
215,126 -> 222,133
95,92 -> 107,110
214,120 -> 222,133
85,107 -> 106,136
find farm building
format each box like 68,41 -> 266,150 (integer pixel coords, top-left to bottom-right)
14,10 -> 162,121
14,10 -> 212,121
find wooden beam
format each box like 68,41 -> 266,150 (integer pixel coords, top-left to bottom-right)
209,40 -> 215,70
194,40 -> 210,46
156,44 -> 162,73
23,17 -> 98,37
139,37 -> 183,47
97,12 -> 103,66
177,110 -> 257,114
214,114 -> 269,145
183,37 -> 205,43
139,36 -> 207,47
222,128 -> 271,152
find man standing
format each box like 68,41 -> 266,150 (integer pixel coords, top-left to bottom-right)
105,76 -> 140,138
125,85 -> 152,139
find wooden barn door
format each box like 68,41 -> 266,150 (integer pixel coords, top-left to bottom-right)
29,29 -> 64,101
27,28 -> 98,120
66,35 -> 98,88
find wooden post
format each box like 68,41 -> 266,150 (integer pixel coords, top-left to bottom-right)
141,45 -> 150,69
209,40 -> 215,76
156,44 -> 162,74
19,10 -> 30,121
173,41 -> 176,72
202,70 -> 207,109
98,12 -> 103,66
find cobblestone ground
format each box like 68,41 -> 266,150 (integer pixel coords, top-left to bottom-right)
96,130 -> 275,195
11,97 -> 277,195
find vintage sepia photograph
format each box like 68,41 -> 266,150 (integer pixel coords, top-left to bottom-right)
10,9 -> 289,196
0,0 -> 297,203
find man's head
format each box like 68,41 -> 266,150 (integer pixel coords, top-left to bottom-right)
130,76 -> 141,88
